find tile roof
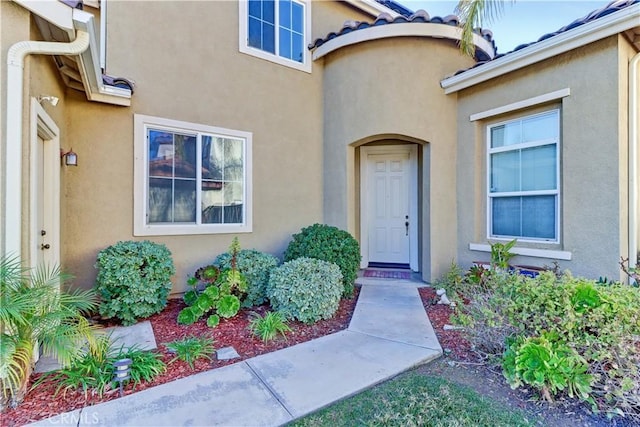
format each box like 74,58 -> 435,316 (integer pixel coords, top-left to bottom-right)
453,0 -> 639,76
309,9 -> 497,62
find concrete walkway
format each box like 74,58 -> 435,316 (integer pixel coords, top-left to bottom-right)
30,277 -> 441,427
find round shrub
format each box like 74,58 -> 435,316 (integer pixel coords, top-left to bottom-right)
284,224 -> 360,297
213,249 -> 279,307
267,257 -> 343,323
95,240 -> 175,325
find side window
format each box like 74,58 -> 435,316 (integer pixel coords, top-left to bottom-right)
487,110 -> 560,242
134,115 -> 252,236
240,0 -> 311,72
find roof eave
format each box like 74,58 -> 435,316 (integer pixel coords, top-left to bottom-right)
343,0 -> 400,18
13,0 -> 131,106
312,22 -> 495,61
441,3 -> 640,94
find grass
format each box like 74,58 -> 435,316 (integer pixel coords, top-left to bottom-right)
290,371 -> 534,427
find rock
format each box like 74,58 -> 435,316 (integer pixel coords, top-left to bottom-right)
438,294 -> 451,305
436,288 -> 447,296
443,324 -> 463,331
216,346 -> 240,360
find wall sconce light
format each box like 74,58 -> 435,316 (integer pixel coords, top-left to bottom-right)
60,148 -> 78,166
113,358 -> 132,397
37,95 -> 59,107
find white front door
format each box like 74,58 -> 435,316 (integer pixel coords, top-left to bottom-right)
361,145 -> 418,269
30,100 -> 60,269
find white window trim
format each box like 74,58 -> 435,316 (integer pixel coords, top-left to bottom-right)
486,109 -> 561,244
238,0 -> 312,73
133,114 -> 253,236
469,243 -> 572,260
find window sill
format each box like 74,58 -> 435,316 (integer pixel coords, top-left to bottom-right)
469,243 -> 572,260
134,224 -> 252,237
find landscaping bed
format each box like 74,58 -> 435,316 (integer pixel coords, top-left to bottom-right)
2,289 -> 359,427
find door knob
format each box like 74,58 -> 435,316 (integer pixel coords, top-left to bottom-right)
41,243 -> 50,250
405,221 -> 409,236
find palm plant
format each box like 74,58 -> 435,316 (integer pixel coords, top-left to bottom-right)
0,255 -> 99,409
456,0 -> 512,56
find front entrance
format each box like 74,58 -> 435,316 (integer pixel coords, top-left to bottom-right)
360,145 -> 418,271
30,99 -> 60,268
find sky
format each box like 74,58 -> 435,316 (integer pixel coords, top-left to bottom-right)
398,1 -> 613,53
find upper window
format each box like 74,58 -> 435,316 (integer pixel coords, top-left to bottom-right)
487,110 -> 560,242
134,115 -> 252,236
239,0 -> 311,72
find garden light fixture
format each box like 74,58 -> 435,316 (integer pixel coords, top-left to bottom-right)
113,358 -> 132,397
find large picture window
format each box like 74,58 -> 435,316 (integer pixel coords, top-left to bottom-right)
487,110 -> 559,242
240,0 -> 311,72
134,115 -> 252,236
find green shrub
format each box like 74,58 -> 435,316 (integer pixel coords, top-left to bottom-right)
284,224 -> 360,297
267,257 -> 343,323
165,336 -> 215,369
213,249 -> 279,307
458,270 -> 640,418
95,240 -> 175,326
248,311 -> 292,342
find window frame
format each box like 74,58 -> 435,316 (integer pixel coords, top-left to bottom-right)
486,109 -> 561,243
133,114 -> 253,236
238,0 -> 312,73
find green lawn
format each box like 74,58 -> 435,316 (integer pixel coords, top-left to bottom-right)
289,371 -> 534,427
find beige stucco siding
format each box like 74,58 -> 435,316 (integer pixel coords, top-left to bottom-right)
62,1 -> 368,293
1,2 -> 70,268
321,36 -> 475,282
455,36 -> 627,280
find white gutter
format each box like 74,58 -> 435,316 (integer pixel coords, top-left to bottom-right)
441,3 -> 640,94
3,31 -> 90,258
630,51 -> 640,282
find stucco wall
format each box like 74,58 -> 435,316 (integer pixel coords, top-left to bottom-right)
1,2 -> 70,268
321,36 -> 476,282
62,1 -> 367,293
455,35 -> 628,280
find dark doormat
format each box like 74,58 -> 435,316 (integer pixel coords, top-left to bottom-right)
363,269 -> 412,279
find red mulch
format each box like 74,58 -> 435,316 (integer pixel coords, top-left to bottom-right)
2,286 -> 470,427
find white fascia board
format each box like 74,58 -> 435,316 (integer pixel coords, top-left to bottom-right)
312,22 -> 495,61
343,0 -> 400,18
441,4 -> 640,94
73,9 -> 132,105
13,0 -> 75,36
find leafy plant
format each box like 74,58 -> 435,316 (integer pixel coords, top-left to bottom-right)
0,256 -> 99,409
268,257 -> 343,323
489,239 -> 517,270
214,249 -> 279,307
457,269 -> 640,418
248,311 -> 292,342
95,240 -> 175,325
165,336 -> 215,369
503,333 -> 592,402
36,337 -> 166,398
284,224 -> 361,298
177,238 -> 247,327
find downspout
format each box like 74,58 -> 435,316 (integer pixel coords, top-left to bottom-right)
3,31 -> 90,259
630,51 -> 640,283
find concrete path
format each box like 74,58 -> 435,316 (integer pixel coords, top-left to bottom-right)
29,277 -> 441,427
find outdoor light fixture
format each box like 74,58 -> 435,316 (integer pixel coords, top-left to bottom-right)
37,95 -> 59,107
113,358 -> 132,397
60,148 -> 78,166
